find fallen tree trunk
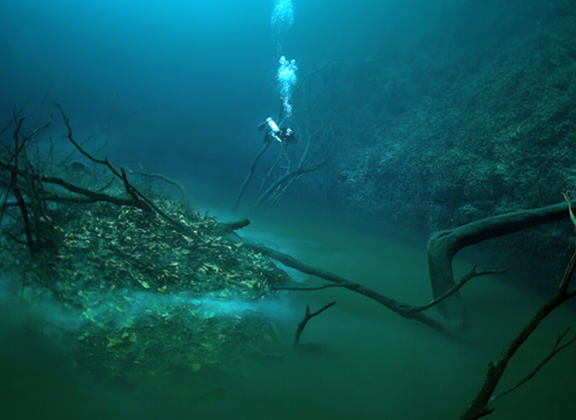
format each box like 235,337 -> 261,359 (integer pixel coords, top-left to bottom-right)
427,201 -> 570,330
244,241 -> 457,336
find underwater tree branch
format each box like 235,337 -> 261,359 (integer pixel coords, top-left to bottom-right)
458,246 -> 576,420
406,267 -> 506,316
214,218 -> 251,234
233,141 -> 271,213
120,167 -> 151,211
294,301 -> 336,345
249,73 -> 338,215
427,201 -> 574,329
290,59 -> 337,99
488,327 -> 576,404
129,169 -> 193,214
52,103 -> 189,227
9,117 -> 42,252
3,118 -> 52,253
39,175 -> 133,206
1,106 -> 195,242
54,102 -> 123,179
11,172 -> 35,252
251,158 -> 326,215
235,60 -> 337,216
242,240 -> 456,336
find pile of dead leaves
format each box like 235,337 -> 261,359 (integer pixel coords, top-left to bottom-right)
0,198 -> 288,379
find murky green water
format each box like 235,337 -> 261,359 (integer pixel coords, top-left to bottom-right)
1,208 -> 575,420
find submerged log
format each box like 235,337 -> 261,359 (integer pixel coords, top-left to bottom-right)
427,201 -> 570,329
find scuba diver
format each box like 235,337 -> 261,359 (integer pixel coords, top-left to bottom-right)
258,117 -> 297,144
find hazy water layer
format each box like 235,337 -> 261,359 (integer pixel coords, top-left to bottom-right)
1,209 -> 575,420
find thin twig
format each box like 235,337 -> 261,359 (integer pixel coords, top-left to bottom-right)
407,267 -> 506,315
53,102 -> 122,179
294,301 -> 336,345
129,169 -> 192,213
489,328 -> 576,404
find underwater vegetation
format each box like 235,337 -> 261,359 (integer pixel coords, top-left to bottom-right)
0,106 -> 289,381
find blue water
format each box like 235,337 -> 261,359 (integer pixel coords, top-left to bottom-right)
0,0 -> 427,195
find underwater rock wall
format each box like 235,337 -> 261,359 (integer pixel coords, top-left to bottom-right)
303,0 -> 576,288
337,0 -> 574,225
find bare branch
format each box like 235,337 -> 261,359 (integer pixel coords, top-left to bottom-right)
243,240 -> 456,337
489,328 -> 576,404
294,301 -> 336,345
428,201 -> 575,328
232,141 -> 271,213
39,175 -> 132,206
407,267 -> 506,315
53,102 -> 122,179
458,247 -> 576,420
129,169 -> 193,214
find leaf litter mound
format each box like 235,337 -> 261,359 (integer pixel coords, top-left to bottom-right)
1,198 -> 288,380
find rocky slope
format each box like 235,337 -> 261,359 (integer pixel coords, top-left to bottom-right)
298,0 -> 576,288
